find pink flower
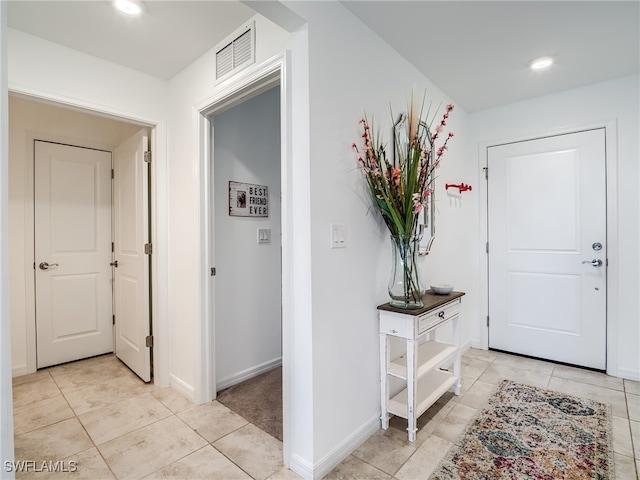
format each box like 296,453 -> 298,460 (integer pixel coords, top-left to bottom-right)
446,103 -> 454,112
386,167 -> 401,185
448,132 -> 454,138
412,193 -> 424,214
435,125 -> 444,133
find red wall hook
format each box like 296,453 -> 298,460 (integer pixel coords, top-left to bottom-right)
445,183 -> 472,194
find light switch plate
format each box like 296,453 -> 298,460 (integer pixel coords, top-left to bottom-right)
331,224 -> 346,248
257,228 -> 271,244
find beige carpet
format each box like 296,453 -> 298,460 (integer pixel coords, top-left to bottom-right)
216,367 -> 283,441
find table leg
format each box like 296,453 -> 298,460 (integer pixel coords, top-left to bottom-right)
379,333 -> 389,430
453,315 -> 461,395
406,338 -> 417,442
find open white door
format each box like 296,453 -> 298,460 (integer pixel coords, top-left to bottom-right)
487,129 -> 607,369
34,141 -> 113,367
113,129 -> 151,382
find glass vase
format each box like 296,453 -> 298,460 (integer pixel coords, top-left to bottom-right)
388,234 -> 424,309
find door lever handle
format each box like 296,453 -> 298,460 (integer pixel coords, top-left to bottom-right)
582,259 -> 603,267
110,260 -> 119,268
39,262 -> 59,270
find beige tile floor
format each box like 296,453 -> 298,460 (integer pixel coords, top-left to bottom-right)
11,349 -> 639,479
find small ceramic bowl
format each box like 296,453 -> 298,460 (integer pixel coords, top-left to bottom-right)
431,284 -> 453,295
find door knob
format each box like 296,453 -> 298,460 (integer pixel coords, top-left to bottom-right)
39,262 -> 59,270
582,259 -> 603,267
110,260 -> 118,268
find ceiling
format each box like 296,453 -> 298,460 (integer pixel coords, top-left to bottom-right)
341,1 -> 640,111
7,0 -> 256,80
7,1 -> 640,112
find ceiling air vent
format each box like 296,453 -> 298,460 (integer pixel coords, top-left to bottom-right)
216,23 -> 255,82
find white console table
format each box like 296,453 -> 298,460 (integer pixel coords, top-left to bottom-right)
378,290 -> 464,442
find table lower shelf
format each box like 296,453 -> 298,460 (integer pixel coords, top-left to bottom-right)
388,340 -> 457,379
387,369 -> 458,419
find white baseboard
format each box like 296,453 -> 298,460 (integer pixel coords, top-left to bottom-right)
12,364 -> 31,377
617,366 -> 640,382
169,374 -> 195,401
460,339 -> 472,354
216,357 -> 282,391
312,413 -> 380,480
288,453 -> 315,480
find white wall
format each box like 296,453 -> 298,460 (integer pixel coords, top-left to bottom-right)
213,86 -> 282,388
8,96 -> 142,375
1,2 -> 16,474
278,2 -> 476,474
468,75 -> 640,380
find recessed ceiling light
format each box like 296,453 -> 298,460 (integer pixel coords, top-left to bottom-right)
114,0 -> 144,16
530,57 -> 554,71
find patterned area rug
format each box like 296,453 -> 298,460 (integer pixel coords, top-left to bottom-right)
430,380 -> 613,479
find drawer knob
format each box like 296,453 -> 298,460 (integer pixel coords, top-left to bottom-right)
438,311 -> 445,319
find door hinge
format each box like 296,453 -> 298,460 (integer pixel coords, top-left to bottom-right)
144,243 -> 152,255
211,267 -> 216,276
144,151 -> 152,163
486,242 -> 489,254
145,335 -> 153,348
112,242 -> 115,253
111,168 -> 114,179
483,167 -> 488,180
487,315 -> 490,327
113,315 -> 115,325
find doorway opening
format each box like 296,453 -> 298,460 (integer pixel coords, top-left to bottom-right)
9,94 -> 156,383
211,85 -> 283,440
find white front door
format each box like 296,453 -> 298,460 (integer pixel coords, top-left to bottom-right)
113,129 -> 151,382
35,141 -> 113,368
487,129 -> 607,369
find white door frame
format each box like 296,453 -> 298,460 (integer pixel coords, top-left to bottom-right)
7,87 -> 168,386
194,53 -> 290,456
478,119 -> 619,377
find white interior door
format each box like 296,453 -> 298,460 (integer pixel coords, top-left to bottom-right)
35,141 -> 113,368
113,129 -> 151,382
488,128 -> 607,369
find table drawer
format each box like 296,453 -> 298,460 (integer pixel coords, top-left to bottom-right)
417,300 -> 460,335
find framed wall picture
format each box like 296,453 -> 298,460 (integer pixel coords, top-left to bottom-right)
229,181 -> 269,217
